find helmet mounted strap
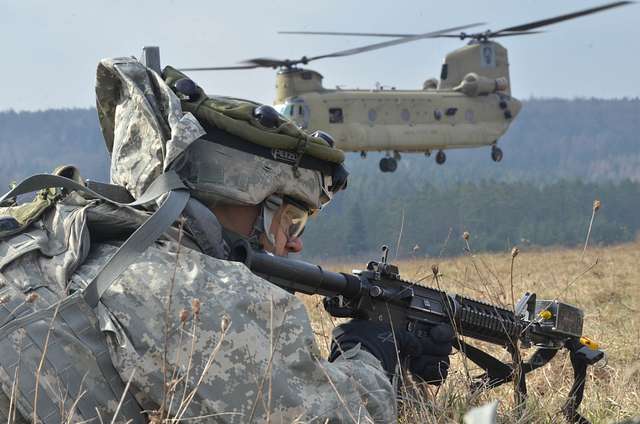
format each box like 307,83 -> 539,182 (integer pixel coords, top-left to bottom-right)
292,137 -> 310,178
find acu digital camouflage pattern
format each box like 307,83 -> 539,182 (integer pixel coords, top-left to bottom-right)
0,57 -> 395,422
96,57 -> 205,199
74,229 -> 395,422
0,194 -> 395,422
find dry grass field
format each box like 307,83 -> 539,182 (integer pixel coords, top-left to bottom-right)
300,240 -> 640,423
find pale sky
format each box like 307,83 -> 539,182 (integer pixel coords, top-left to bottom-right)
1,0 -> 638,111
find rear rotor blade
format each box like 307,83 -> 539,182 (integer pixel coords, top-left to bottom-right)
487,30 -> 545,38
493,1 -> 633,34
280,1 -> 632,43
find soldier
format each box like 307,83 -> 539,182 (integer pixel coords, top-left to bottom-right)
0,57 -> 453,423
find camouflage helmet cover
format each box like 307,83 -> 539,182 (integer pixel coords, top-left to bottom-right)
176,139 -> 330,211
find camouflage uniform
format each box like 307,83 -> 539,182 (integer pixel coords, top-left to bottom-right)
0,57 -> 395,422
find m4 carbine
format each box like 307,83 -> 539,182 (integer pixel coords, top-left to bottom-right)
231,242 -> 604,424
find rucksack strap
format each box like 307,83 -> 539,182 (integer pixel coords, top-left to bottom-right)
0,170 -> 190,306
86,180 -> 135,203
83,187 -> 189,306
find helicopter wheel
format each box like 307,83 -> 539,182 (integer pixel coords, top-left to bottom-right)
360,151 -> 367,158
379,157 -> 397,172
491,146 -> 503,162
435,150 -> 446,165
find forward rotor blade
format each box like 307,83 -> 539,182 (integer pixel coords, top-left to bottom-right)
494,1 -> 633,34
180,64 -> 261,71
306,23 -> 484,62
279,30 -> 417,38
413,30 -> 544,39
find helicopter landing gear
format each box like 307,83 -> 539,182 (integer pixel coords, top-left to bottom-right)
435,150 -> 446,165
379,156 -> 398,173
491,146 -> 503,162
360,150 -> 367,158
424,150 -> 431,157
393,151 -> 401,161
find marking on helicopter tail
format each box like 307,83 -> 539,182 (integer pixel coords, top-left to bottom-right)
480,44 -> 496,68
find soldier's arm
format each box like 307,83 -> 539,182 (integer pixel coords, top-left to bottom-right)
79,241 -> 395,423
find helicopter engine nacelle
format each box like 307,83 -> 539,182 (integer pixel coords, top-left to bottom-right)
439,41 -> 511,94
454,72 -> 508,97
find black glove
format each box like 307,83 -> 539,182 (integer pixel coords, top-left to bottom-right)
329,319 -> 455,385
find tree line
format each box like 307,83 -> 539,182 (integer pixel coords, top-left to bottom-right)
302,178 -> 640,260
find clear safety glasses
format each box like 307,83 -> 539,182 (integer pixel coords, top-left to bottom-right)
279,200 -> 309,239
262,195 -> 311,244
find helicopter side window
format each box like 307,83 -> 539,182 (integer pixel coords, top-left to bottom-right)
440,63 -> 448,80
329,108 -> 344,124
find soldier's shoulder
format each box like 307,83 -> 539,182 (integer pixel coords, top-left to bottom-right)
79,237 -> 297,308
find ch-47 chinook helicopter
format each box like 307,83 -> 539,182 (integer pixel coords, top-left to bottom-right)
182,1 -> 631,172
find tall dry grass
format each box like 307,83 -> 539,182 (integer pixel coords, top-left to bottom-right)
300,240 -> 640,423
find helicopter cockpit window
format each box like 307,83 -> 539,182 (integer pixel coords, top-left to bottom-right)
440,64 -> 448,80
329,108 -> 343,124
280,104 -> 294,117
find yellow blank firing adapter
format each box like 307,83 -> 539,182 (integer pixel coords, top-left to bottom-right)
580,337 -> 600,350
538,309 -> 553,320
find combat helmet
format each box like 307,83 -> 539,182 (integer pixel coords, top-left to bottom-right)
163,67 -> 349,244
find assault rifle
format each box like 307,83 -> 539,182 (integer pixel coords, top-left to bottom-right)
231,242 -> 604,423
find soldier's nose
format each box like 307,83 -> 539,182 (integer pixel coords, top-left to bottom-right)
285,237 -> 303,254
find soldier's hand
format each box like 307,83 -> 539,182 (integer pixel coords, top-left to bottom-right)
402,322 -> 454,385
329,320 -> 454,385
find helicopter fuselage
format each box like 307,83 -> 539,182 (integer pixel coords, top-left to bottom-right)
273,41 -> 520,166
276,86 -> 521,153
